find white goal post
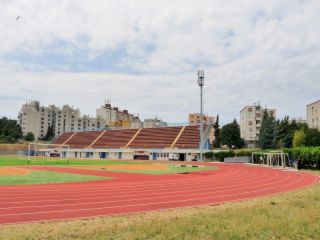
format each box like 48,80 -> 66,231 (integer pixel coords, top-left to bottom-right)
251,150 -> 292,168
27,142 -> 70,161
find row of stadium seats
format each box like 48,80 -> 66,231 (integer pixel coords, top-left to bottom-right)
53,125 -> 202,149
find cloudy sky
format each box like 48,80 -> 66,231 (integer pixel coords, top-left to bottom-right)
0,0 -> 319,124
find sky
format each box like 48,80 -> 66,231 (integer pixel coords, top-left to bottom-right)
0,0 -> 319,125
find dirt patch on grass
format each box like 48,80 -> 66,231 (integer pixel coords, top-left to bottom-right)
74,163 -> 168,171
0,167 -> 29,176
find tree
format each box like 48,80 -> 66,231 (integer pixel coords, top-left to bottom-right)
259,110 -> 276,149
213,114 -> 221,148
0,117 -> 22,143
42,124 -> 55,141
292,130 -> 306,147
221,119 -> 244,148
24,132 -> 35,141
305,128 -> 320,146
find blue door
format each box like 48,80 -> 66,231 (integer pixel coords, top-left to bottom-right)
152,153 -> 157,160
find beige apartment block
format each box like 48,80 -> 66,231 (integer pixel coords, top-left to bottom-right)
18,101 -> 58,138
307,100 -> 320,130
96,103 -> 141,128
188,113 -> 215,126
290,118 -> 307,124
143,118 -> 168,128
19,101 -> 142,139
240,104 -> 276,147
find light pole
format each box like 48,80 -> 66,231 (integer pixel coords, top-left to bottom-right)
197,70 -> 204,161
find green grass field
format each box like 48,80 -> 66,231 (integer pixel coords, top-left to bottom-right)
0,171 -> 319,239
0,169 -> 107,185
0,156 -> 216,175
0,156 -> 149,166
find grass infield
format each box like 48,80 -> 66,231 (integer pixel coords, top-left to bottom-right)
0,169 -> 107,185
0,156 -> 150,166
0,156 -> 216,175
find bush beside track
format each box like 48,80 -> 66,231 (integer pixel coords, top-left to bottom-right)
284,147 -> 320,169
205,147 -> 320,170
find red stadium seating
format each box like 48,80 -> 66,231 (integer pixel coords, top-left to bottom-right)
59,131 -> 101,148
128,126 -> 182,148
53,125 -> 205,149
92,129 -> 139,148
53,132 -> 74,145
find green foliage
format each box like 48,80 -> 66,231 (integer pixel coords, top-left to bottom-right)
292,130 -> 306,147
284,147 -> 320,169
274,117 -> 304,148
235,149 -> 257,157
0,117 -> 22,143
213,151 -> 235,162
259,110 -> 276,149
24,132 -> 35,141
213,114 -> 221,148
204,151 -> 214,159
41,124 -> 55,141
305,128 -> 320,146
221,119 -> 244,148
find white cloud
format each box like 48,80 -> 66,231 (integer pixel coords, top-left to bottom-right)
0,0 -> 319,124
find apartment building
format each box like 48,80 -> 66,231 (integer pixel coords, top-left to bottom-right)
290,118 -> 307,124
240,104 -> 276,147
307,100 -> 320,130
96,103 -> 142,128
143,118 -> 168,128
18,101 -> 58,138
18,101 -> 141,139
188,113 -> 215,125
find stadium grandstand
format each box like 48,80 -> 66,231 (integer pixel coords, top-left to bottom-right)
41,125 -> 212,161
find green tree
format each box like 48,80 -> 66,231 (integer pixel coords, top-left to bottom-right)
0,117 -> 22,143
259,110 -> 276,149
24,132 -> 35,141
305,128 -> 320,146
221,119 -> 244,148
42,124 -> 55,141
213,114 -> 221,148
292,130 -> 306,147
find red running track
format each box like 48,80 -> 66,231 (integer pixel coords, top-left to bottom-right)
0,163 -> 318,225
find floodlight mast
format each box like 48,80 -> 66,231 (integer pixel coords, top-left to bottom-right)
198,70 -> 204,161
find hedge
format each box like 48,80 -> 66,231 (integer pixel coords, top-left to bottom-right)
205,148 -> 320,169
283,147 -> 320,169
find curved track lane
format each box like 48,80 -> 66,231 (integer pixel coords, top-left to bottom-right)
0,163 -> 318,225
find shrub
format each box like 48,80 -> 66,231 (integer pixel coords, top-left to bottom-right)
288,147 -> 320,169
204,151 -> 214,160
213,151 -> 235,162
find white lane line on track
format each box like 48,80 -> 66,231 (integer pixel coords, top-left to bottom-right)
0,172 -> 312,218
0,165 -> 243,193
0,167 -> 247,196
0,170 -> 279,210
0,168 -> 270,201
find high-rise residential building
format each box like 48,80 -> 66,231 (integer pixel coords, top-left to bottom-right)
240,103 -> 276,147
96,103 -> 141,128
18,101 -> 58,139
188,113 -> 215,125
290,118 -> 307,124
143,118 -> 168,128
307,100 -> 320,130
18,101 -> 141,139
